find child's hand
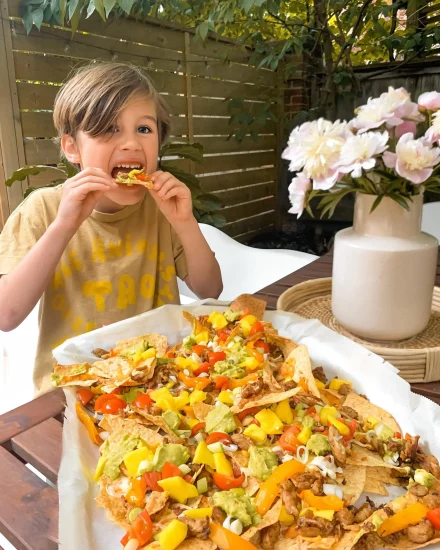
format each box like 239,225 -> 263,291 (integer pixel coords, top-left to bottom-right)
149,171 -> 194,227
56,168 -> 118,231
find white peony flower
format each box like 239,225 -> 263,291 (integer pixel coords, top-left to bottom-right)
287,172 -> 311,218
418,91 -> 440,112
383,133 -> 440,184
426,110 -> 440,143
352,86 -> 423,133
337,131 -> 389,178
282,118 -> 349,190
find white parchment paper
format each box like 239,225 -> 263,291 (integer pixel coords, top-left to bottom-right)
54,301 -> 440,549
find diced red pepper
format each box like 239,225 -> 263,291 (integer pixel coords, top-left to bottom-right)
131,510 -> 153,546
162,462 -> 183,479
249,321 -> 264,336
215,376 -> 230,390
217,330 -> 229,342
143,472 -> 163,492
190,422 -> 206,438
254,340 -> 270,353
427,508 -> 440,530
206,432 -> 233,446
212,472 -> 245,490
237,406 -> 261,421
193,362 -> 210,376
208,351 -> 226,365
76,389 -> 94,406
279,425 -> 301,453
192,345 -> 206,356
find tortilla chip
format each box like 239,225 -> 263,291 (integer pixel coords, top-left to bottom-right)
262,363 -> 283,392
244,476 -> 261,497
348,446 -> 409,474
266,333 -> 298,358
192,402 -> 215,421
319,388 -> 342,407
182,311 -> 213,338
90,356 -> 135,380
105,417 -> 164,447
113,333 -> 168,358
231,387 -> 300,414
176,540 -> 216,550
384,538 -> 440,550
338,464 -> 366,505
363,466 -> 406,496
242,498 -> 282,541
328,530 -> 362,550
145,491 -> 169,516
131,407 -> 184,443
230,294 -> 267,320
95,476 -> 132,530
343,392 -> 401,433
51,363 -> 99,387
287,345 -> 320,397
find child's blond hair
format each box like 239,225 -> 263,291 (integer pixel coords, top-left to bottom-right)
53,62 -> 171,146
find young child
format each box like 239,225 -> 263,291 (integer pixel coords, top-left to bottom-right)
0,62 -> 223,396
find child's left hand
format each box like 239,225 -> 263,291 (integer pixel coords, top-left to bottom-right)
149,170 -> 194,226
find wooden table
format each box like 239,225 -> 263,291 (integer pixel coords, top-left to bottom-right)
1,250 -> 440,549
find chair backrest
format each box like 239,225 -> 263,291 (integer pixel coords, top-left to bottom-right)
178,224 -> 317,301
422,202 -> 440,241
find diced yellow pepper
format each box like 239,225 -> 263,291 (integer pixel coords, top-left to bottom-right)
314,378 -> 326,389
208,312 -> 228,330
183,507 -> 213,519
193,441 -> 216,469
238,357 -> 261,370
187,418 -> 201,429
151,387 -> 189,411
94,455 -> 107,481
213,452 -> 233,476
190,390 -> 207,406
275,399 -> 294,425
319,406 -> 339,427
91,385 -> 103,394
366,416 -> 380,429
218,390 -> 234,405
279,505 -> 295,526
157,519 -> 188,550
195,331 -> 209,344
243,424 -> 267,444
175,357 -> 199,371
329,378 -> 352,392
328,415 -> 350,436
255,409 -> 283,435
297,426 -> 312,445
157,477 -> 199,503
123,447 -> 154,477
239,315 -> 258,337
300,507 -> 335,521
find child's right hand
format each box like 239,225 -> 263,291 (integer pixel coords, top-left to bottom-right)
55,168 -> 117,231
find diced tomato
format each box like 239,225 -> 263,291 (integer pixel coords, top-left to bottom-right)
76,389 -> 94,406
131,510 -> 153,546
184,475 -> 193,483
306,406 -> 316,415
249,321 -> 264,336
208,351 -> 226,365
162,462 -> 183,479
427,508 -> 440,529
190,422 -> 206,438
120,531 -> 131,546
206,432 -> 233,446
237,406 -> 261,421
217,330 -> 229,342
132,392 -> 153,409
192,345 -> 206,356
136,172 -> 152,182
212,472 -> 245,490
279,425 -> 301,453
110,387 -> 122,395
215,376 -> 230,390
143,472 -> 163,492
94,394 -> 126,414
254,340 -> 270,353
193,362 -> 210,376
394,431 -> 402,439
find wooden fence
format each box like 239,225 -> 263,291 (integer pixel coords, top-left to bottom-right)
0,0 -> 281,242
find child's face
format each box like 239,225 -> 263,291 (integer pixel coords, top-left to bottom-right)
64,94 -> 159,207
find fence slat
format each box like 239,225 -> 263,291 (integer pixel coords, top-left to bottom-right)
223,211 -> 276,238
199,167 -> 276,192
195,151 -> 275,175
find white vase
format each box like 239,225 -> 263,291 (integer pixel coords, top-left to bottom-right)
332,193 -> 438,341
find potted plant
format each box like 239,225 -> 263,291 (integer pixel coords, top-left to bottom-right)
282,87 -> 440,341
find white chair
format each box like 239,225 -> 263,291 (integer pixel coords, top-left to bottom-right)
422,202 -> 440,241
179,223 -> 318,302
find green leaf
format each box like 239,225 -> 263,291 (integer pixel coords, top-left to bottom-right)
68,0 -> 79,19
389,193 -> 409,210
243,0 -> 253,14
23,10 -> 34,33
32,7 -> 44,28
370,194 -> 384,213
86,0 -> 95,17
199,213 -> 226,228
159,161 -> 201,191
160,142 -> 204,164
92,0 -> 106,19
198,21 -> 209,40
5,165 -> 50,187
118,0 -> 134,15
104,0 -> 116,16
59,0 -> 67,23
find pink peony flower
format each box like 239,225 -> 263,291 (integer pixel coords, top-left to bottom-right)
288,173 -> 311,217
418,91 -> 440,112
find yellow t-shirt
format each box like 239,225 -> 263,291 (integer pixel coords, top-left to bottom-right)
0,186 -> 188,396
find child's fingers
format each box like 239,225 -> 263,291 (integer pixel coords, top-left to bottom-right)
69,181 -> 115,198
68,176 -> 117,191
156,178 -> 179,198
152,171 -> 173,191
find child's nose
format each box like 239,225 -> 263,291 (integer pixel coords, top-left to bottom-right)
120,133 -> 142,150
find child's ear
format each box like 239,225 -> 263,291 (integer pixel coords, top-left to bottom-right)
61,135 -> 81,164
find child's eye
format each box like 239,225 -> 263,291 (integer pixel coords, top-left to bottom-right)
138,126 -> 151,134
105,125 -> 118,133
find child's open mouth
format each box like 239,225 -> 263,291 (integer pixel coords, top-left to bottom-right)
110,163 -> 143,179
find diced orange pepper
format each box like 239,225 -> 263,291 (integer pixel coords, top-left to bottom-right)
299,490 -> 344,511
178,372 -> 211,391
75,402 -> 102,445
125,476 -> 147,507
246,342 -> 264,363
229,373 -> 259,389
285,525 -> 300,539
209,522 -> 257,550
255,460 -> 306,517
183,406 -> 196,419
378,503 -> 429,537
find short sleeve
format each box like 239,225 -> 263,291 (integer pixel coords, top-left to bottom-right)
0,190 -> 51,274
171,227 -> 188,281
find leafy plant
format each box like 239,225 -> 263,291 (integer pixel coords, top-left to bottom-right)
5,142 -> 226,228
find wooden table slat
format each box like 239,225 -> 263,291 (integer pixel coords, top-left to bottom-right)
11,418 -> 63,485
0,446 -> 58,550
0,389 -> 64,446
